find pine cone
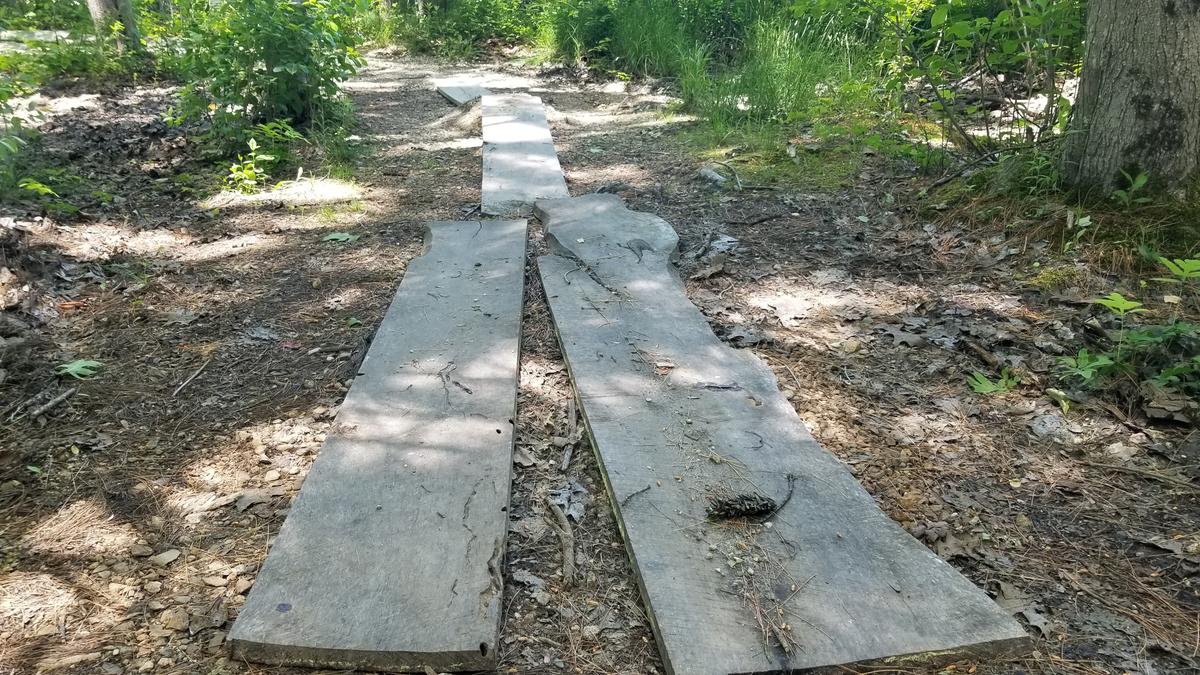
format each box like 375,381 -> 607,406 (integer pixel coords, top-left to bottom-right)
706,492 -> 777,520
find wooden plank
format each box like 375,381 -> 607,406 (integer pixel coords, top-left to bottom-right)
536,194 -> 1030,675
229,220 -> 528,673
481,93 -> 568,217
437,84 -> 489,106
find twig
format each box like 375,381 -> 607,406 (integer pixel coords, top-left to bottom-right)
923,137 -> 1058,193
620,485 -> 651,508
25,387 -> 77,420
173,358 -> 212,397
710,161 -> 781,191
546,501 -> 576,586
712,160 -> 743,190
561,398 -> 577,471
763,474 -> 798,521
1083,461 -> 1199,492
962,339 -> 1001,369
727,212 -> 787,226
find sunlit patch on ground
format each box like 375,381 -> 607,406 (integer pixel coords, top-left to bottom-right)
18,499 -> 139,557
0,571 -> 80,638
200,178 -> 363,209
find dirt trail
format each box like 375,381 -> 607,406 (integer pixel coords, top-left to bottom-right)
0,53 -> 1196,675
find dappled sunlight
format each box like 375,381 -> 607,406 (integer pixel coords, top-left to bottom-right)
0,572 -> 79,637
563,162 -> 655,188
174,231 -> 288,263
17,498 -> 138,557
25,222 -> 189,262
201,177 -> 362,209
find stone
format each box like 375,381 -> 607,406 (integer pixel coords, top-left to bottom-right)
148,549 -> 181,567
159,608 -> 188,632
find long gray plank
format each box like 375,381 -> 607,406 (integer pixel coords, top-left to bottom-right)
481,93 -> 568,217
437,84 -> 489,106
230,220 -> 527,672
536,194 -> 1029,674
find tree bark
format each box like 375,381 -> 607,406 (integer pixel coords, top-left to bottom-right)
85,0 -> 141,49
1061,0 -> 1200,195
113,0 -> 142,47
86,0 -> 117,33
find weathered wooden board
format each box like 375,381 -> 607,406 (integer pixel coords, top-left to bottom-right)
481,93 -> 568,217
536,194 -> 1030,675
437,84 -> 489,106
230,220 -> 528,673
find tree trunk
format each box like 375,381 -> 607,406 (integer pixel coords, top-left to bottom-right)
85,0 -> 141,50
113,0 -> 142,47
86,0 -> 117,33
1061,0 -> 1200,196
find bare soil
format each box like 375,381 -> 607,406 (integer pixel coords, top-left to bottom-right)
1,52 -> 1196,675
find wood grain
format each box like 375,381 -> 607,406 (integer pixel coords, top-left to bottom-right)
536,194 -> 1030,675
229,220 -> 527,672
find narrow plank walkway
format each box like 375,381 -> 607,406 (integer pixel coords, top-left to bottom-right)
536,194 -> 1029,674
230,220 -> 527,672
436,83 -> 489,106
481,93 -> 569,216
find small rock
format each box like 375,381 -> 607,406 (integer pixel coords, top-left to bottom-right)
1104,441 -> 1138,462
130,544 -> 153,558
159,607 -> 188,631
843,338 -> 862,354
698,165 -> 728,187
144,581 -> 162,593
149,549 -> 181,567
1027,413 -> 1064,439
263,469 -> 281,482
233,577 -> 254,595
203,575 -> 227,587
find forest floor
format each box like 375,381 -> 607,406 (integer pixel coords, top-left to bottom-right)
0,52 -> 1197,675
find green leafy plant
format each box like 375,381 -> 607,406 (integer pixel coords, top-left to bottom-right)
173,0 -> 365,142
225,138 -> 276,193
1155,258 -> 1200,285
1111,169 -> 1152,208
17,177 -> 56,196
1094,292 -> 1146,318
1061,210 -> 1092,254
968,368 -> 1020,394
1154,355 -> 1200,391
1058,348 -> 1114,384
323,231 -> 359,243
56,359 -> 103,379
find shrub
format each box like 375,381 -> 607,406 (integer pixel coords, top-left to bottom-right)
0,71 -> 34,192
0,0 -> 91,32
173,0 -> 365,140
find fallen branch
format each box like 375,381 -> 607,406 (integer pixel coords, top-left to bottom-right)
546,500 -> 576,586
727,212 -> 787,227
173,358 -> 212,397
712,160 -> 778,192
1084,461 -> 1199,492
561,397 -> 577,471
26,387 -> 77,420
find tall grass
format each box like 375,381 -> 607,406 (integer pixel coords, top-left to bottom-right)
679,19 -> 876,132
608,0 -> 689,76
